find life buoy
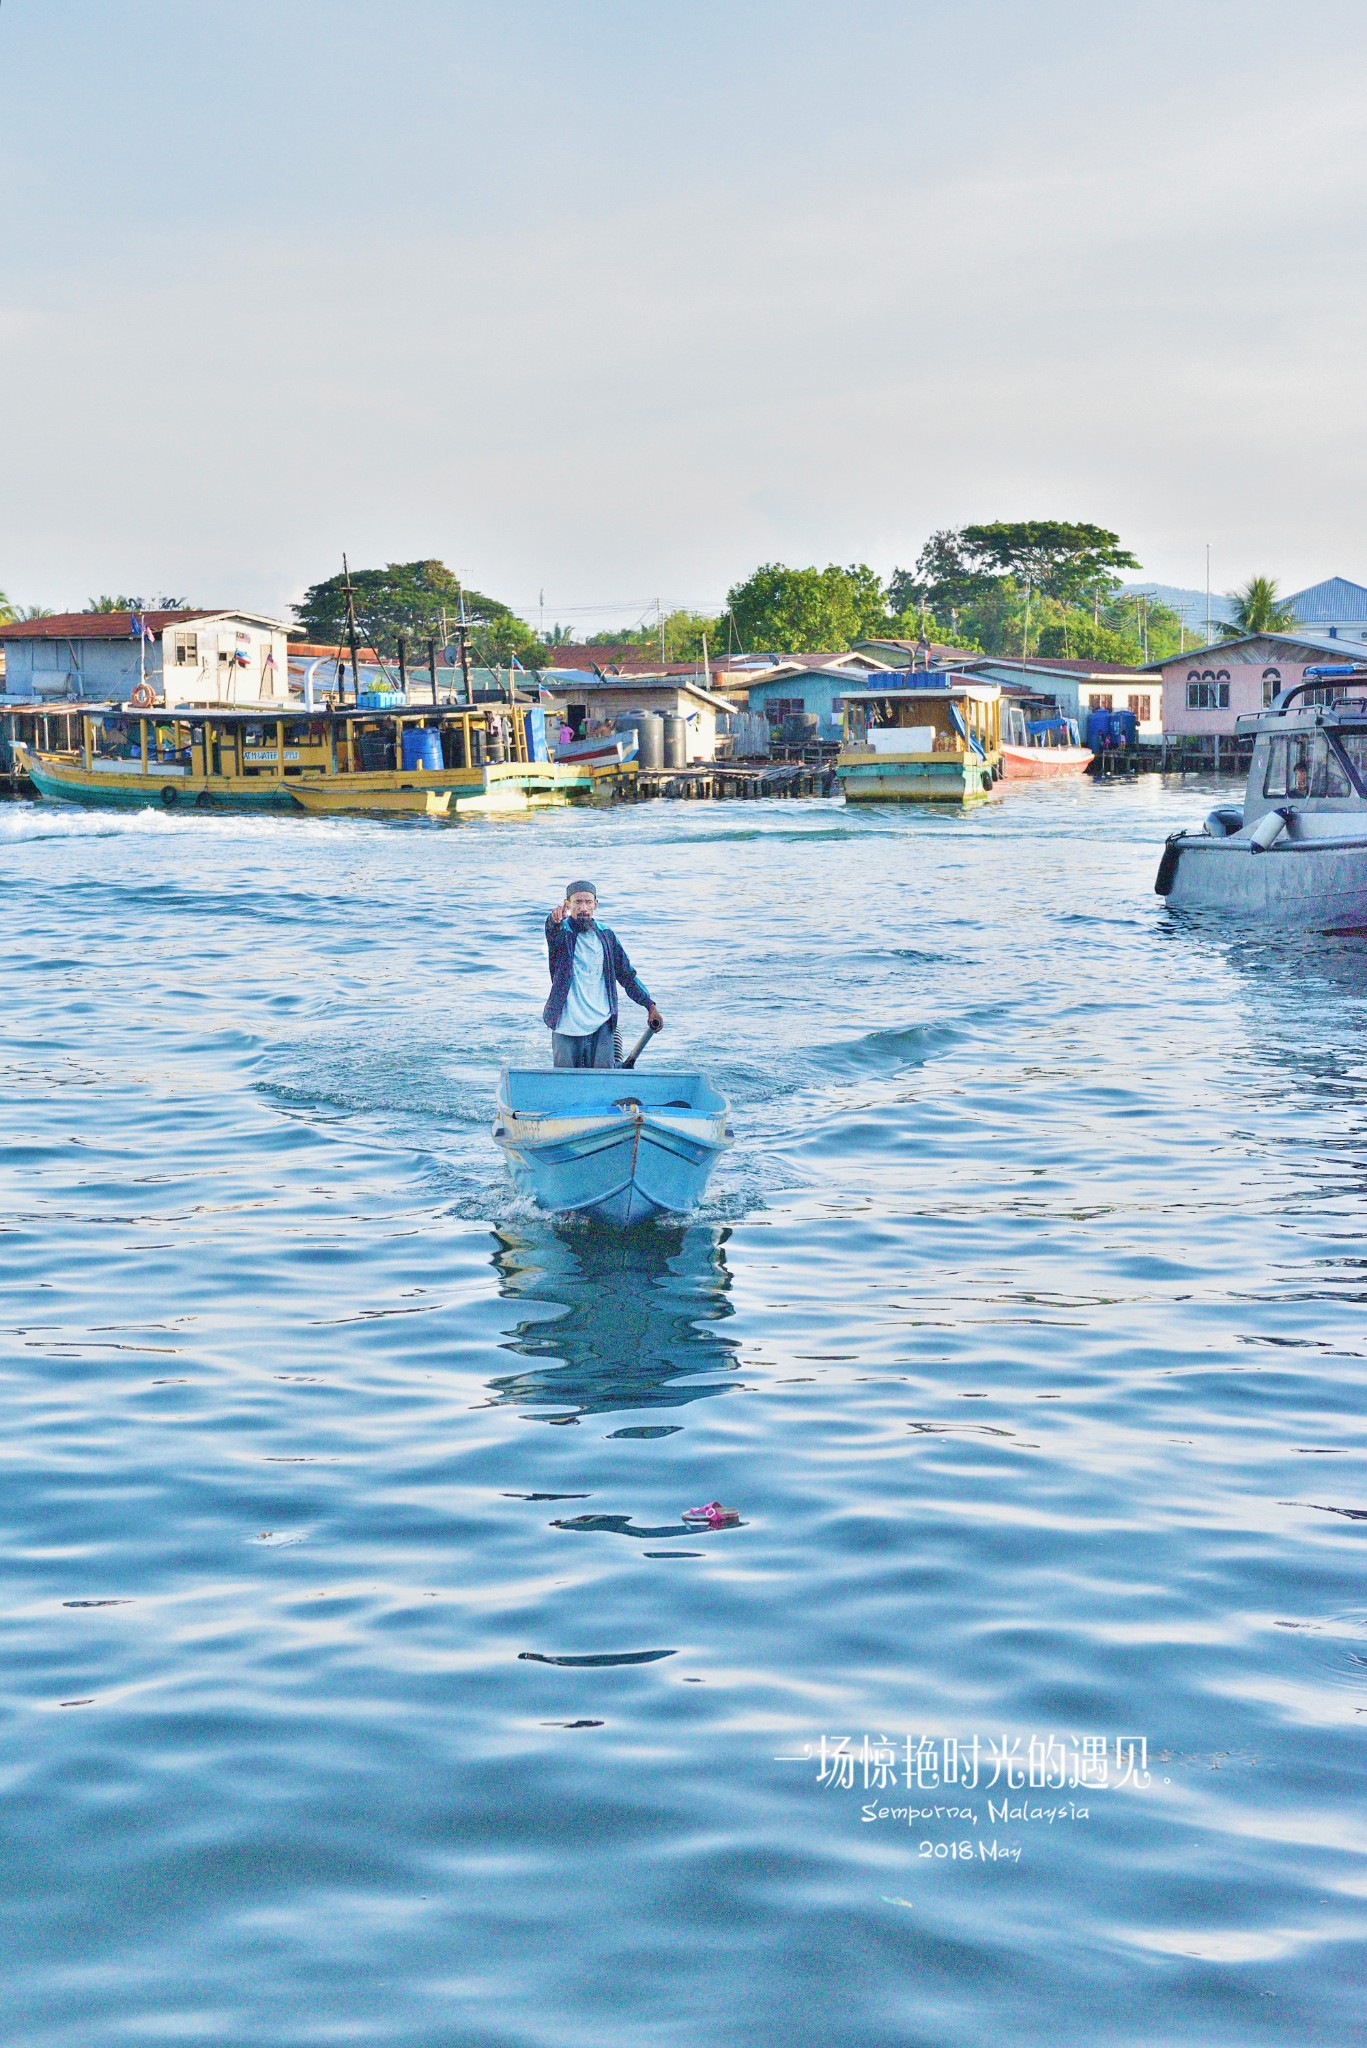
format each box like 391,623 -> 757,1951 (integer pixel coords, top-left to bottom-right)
130,682 -> 156,709
159,785 -> 179,807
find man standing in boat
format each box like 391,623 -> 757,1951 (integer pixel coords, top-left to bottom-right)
544,881 -> 663,1068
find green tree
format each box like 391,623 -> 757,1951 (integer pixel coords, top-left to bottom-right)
0,590 -> 13,623
959,521 -> 1139,605
889,532 -> 993,616
579,610 -> 723,662
1217,575 -> 1297,638
294,559 -> 543,668
892,523 -> 1141,656
1034,611 -> 1139,662
725,562 -> 888,653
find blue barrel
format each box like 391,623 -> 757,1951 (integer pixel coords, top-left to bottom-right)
401,727 -> 443,771
1112,707 -> 1137,746
1085,707 -> 1112,751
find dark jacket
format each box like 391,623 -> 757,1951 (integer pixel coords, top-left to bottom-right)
543,915 -> 652,1031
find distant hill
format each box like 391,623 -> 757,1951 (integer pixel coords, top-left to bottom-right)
1122,582 -> 1237,632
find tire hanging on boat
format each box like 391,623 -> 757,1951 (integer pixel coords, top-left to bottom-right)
1154,838 -> 1182,895
159,786 -> 179,807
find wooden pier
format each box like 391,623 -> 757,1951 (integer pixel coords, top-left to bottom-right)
1092,735 -> 1255,779
628,760 -> 839,801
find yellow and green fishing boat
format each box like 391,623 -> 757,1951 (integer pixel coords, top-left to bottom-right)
836,682 -> 1002,803
15,702 -> 593,817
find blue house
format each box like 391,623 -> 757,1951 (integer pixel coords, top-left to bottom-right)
741,654 -> 892,739
1284,577 -> 1367,643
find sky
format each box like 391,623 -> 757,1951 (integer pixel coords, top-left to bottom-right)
3,0 -> 1366,631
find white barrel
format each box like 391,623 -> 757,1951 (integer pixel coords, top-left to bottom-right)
1249,808 -> 1290,852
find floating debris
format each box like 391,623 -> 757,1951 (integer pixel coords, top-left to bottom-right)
682,1501 -> 741,1527
518,1650 -> 675,1668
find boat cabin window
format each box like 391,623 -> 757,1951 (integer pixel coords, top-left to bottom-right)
1332,728 -> 1367,792
96,716 -> 136,759
1263,732 -> 1352,800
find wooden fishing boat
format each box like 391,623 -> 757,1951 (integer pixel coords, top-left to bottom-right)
493,1068 -> 733,1225
14,702 -> 593,817
836,682 -> 1002,803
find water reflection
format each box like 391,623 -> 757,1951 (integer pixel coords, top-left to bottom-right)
487,1219 -> 739,1421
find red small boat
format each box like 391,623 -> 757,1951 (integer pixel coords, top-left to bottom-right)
1000,705 -> 1094,778
1000,741 -> 1095,778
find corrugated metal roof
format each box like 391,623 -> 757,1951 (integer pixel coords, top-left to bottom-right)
1285,577 -> 1367,624
0,608 -> 286,640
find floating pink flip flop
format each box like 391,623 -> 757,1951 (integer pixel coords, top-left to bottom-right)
682,1501 -> 741,1527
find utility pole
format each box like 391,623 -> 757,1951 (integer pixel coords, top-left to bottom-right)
1205,544 -> 1212,647
539,588 -> 545,643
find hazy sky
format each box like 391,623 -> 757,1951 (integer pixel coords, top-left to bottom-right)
3,0 -> 1366,629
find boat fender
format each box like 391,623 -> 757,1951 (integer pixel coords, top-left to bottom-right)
1154,836 -> 1183,896
1204,805 -> 1243,838
1249,807 -> 1291,853
159,785 -> 180,807
980,769 -> 992,792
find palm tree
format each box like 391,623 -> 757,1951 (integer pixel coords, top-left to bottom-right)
0,591 -> 13,623
1218,576 -> 1298,638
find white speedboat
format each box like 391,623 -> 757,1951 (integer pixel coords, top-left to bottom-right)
1156,668 -> 1367,925
493,1069 -> 733,1225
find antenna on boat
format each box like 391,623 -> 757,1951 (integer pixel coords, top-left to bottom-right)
341,555 -> 361,704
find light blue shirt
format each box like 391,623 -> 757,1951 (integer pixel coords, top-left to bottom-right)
558,926 -> 612,1036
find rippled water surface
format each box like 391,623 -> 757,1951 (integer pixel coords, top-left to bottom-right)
2,779 -> 1365,2046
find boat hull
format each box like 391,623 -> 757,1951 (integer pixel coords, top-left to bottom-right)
18,747 -> 590,819
1000,743 -> 1095,779
20,752 -> 295,810
1160,831 -> 1367,926
837,751 -> 998,803
493,1070 -> 732,1223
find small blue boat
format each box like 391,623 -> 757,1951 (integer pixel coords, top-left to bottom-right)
493,1068 -> 733,1224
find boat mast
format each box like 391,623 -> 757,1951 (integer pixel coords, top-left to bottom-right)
342,555 -> 361,703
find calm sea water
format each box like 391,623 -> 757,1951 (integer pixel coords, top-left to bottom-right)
1,778 -> 1365,2047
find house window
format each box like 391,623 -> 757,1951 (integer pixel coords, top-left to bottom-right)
765,697 -> 805,724
173,632 -> 198,666
1262,666 -> 1282,706
1128,694 -> 1151,722
1186,670 -> 1230,710
1089,693 -> 1113,712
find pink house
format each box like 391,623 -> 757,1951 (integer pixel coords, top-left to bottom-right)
1154,632 -> 1346,735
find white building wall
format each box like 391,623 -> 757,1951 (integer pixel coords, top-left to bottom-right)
161,617 -> 290,707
